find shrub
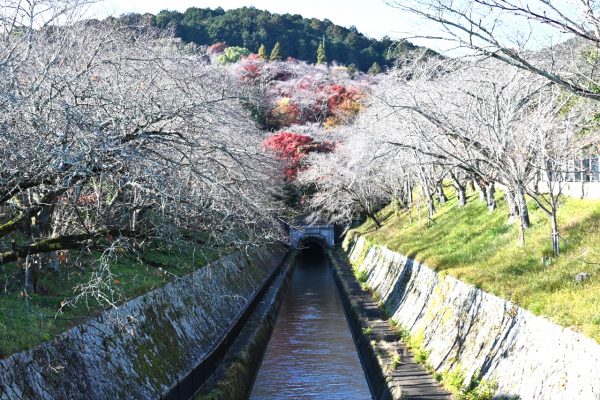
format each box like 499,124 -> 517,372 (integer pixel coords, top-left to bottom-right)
217,46 -> 250,64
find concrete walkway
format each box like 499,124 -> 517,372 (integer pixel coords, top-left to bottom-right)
331,251 -> 452,400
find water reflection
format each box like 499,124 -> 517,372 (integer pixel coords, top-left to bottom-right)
249,245 -> 371,399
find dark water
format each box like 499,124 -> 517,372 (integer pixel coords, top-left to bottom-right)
249,247 -> 371,399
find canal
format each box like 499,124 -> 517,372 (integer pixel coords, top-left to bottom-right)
249,243 -> 371,399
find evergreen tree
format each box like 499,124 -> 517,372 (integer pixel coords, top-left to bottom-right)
258,43 -> 267,59
270,42 -> 282,61
367,62 -> 382,75
136,7 -> 431,72
317,40 -> 327,64
347,63 -> 358,78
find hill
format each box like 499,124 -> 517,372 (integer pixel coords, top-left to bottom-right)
113,6 -> 427,72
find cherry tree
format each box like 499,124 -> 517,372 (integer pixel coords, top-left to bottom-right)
0,1 -> 286,305
386,0 -> 600,100
323,51 -> 597,252
298,142 -> 390,228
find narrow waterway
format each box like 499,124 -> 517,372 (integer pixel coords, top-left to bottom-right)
249,244 -> 371,399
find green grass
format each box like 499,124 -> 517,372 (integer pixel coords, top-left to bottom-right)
393,323 -> 496,399
390,354 -> 401,370
352,188 -> 600,343
0,243 -> 221,357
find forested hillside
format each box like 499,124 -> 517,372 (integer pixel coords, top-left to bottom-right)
113,6 -> 426,72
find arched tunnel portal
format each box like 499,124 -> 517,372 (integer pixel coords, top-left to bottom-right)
289,224 -> 334,249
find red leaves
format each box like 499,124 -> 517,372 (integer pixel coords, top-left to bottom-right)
240,60 -> 262,82
263,132 -> 333,179
207,42 -> 227,55
232,57 -> 368,129
322,83 -> 363,114
268,98 -> 301,126
57,251 -> 69,265
267,82 -> 364,128
245,53 -> 262,61
56,193 -> 98,206
263,131 -> 313,157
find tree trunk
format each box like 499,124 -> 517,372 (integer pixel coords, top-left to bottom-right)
472,177 -> 486,202
367,212 -> 382,229
405,181 -> 413,207
505,189 -> 518,221
551,211 -> 560,256
533,172 -> 540,194
467,179 -> 475,193
515,186 -> 530,246
427,195 -> 435,222
485,181 -> 496,212
436,183 -> 447,204
421,181 -> 436,223
1,228 -> 144,266
516,186 -> 531,229
450,173 -> 466,207
22,254 -> 35,297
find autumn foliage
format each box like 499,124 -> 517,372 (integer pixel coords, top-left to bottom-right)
264,81 -> 364,128
318,83 -> 363,127
268,97 -> 301,126
207,41 -> 227,54
263,131 -> 334,179
240,59 -> 262,82
232,58 -> 369,129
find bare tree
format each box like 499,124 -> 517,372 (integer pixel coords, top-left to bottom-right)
519,87 -> 598,255
386,0 -> 600,100
330,52 -> 596,252
298,138 -> 391,228
0,1 -> 287,305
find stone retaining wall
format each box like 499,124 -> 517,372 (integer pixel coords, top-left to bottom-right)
344,236 -> 600,400
195,251 -> 296,399
0,247 -> 286,400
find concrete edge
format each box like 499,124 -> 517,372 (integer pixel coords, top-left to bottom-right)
193,250 -> 297,400
328,250 -> 391,400
328,249 -> 452,400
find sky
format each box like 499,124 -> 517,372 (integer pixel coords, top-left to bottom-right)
86,0 -> 437,47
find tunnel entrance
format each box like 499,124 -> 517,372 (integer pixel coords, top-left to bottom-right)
289,224 -> 334,248
296,240 -> 326,270
297,238 -> 327,261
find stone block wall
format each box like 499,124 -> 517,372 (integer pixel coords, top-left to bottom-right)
0,247 -> 285,400
344,236 -> 600,400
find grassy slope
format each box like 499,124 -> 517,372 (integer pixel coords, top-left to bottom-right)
352,189 -> 600,342
0,244 -> 221,357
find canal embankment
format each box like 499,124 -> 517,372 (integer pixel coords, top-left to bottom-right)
249,243 -> 372,399
194,251 -> 296,399
344,234 -> 600,400
0,247 -> 286,400
199,242 -> 450,400
329,249 -> 451,400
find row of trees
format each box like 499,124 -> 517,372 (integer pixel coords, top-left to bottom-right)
299,50 -> 599,256
0,1 -> 286,305
215,42 -> 284,64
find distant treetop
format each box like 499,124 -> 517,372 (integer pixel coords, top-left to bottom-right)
116,6 -> 433,72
